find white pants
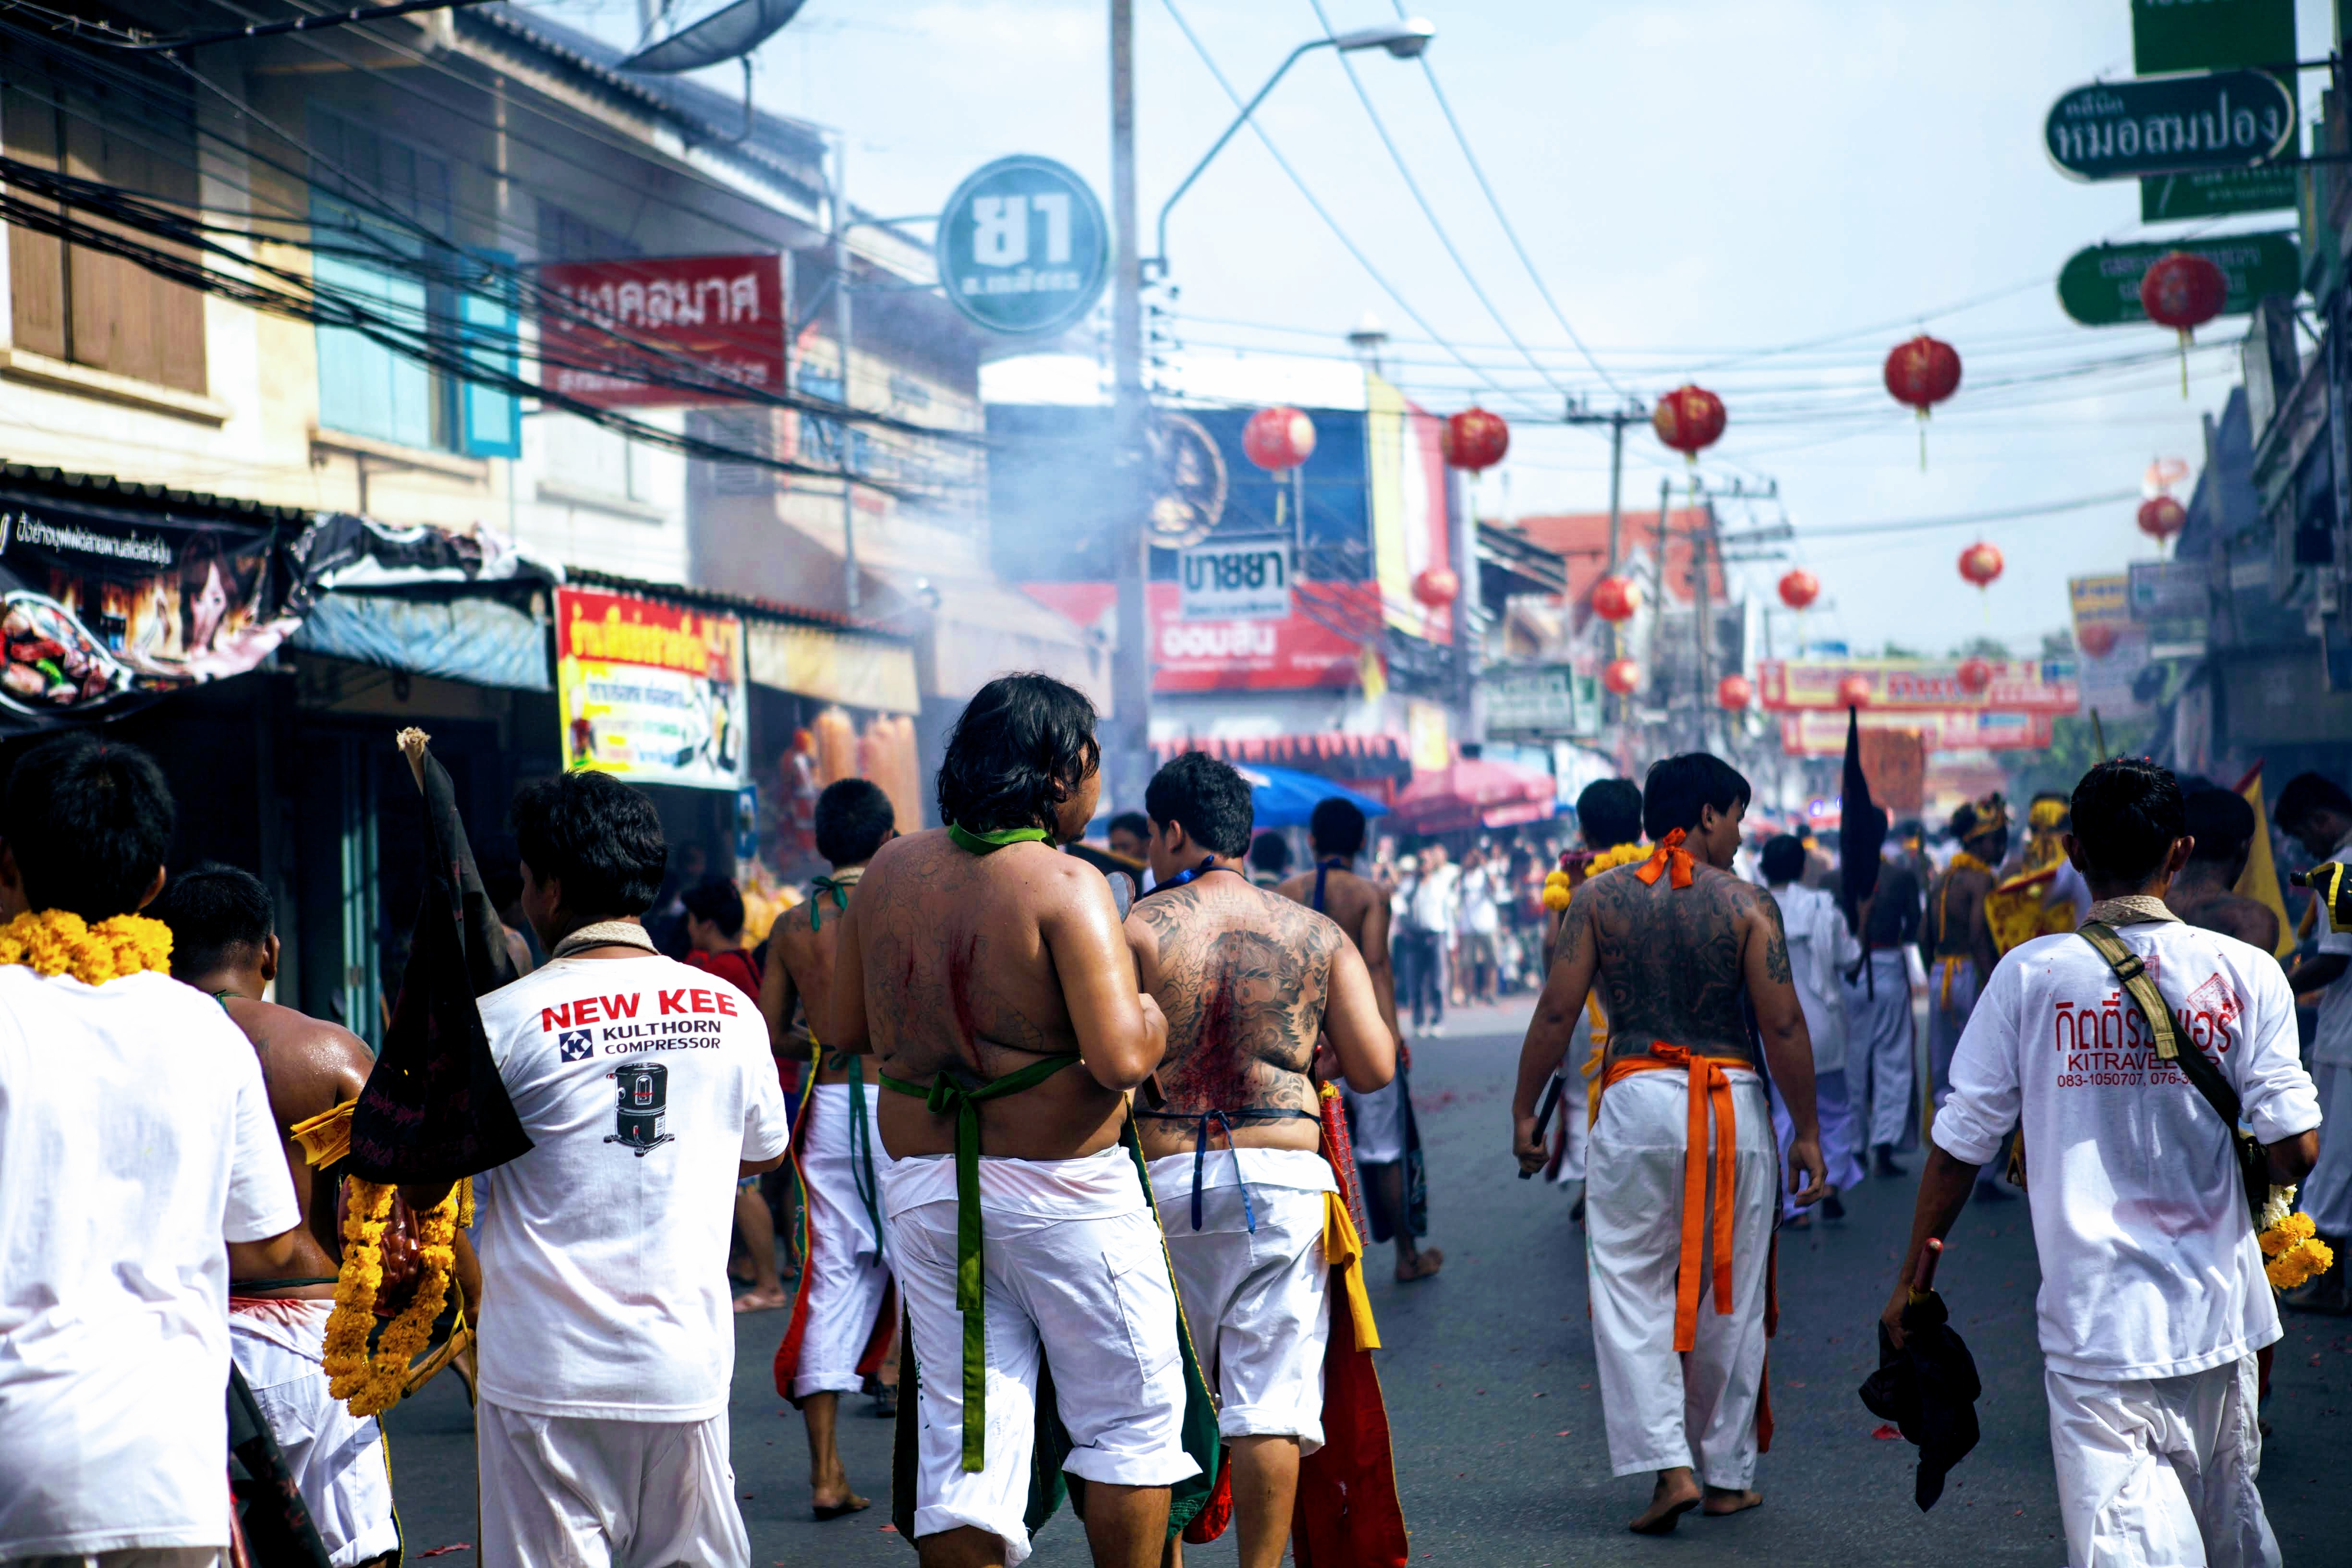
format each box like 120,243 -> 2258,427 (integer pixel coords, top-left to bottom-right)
1587,1067 -> 1776,1489
1843,951 -> 1917,1151
1150,1151 -> 1332,1450
2302,1062 -> 2352,1237
886,1153 -> 1199,1567
1769,1069 -> 1865,1218
476,1401 -> 748,1568
2046,1355 -> 2279,1568
1344,1077 -> 1406,1164
789,1083 -> 894,1400
228,1301 -> 398,1568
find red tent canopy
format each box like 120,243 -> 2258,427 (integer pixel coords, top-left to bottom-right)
1389,757 -> 1558,835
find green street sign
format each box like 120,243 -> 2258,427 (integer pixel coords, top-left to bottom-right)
935,156 -> 1109,337
2057,232 -> 2301,327
2132,0 -> 2297,218
2140,162 -> 2298,220
2046,70 -> 2296,182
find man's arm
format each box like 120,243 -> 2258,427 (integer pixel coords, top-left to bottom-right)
1880,1143 -> 1979,1347
226,1230 -> 305,1277
1358,889 -> 1403,1045
2284,953 -> 2348,993
1043,866 -> 1165,1092
1744,893 -> 1828,1203
1513,892 -> 1598,1173
1321,938 -> 1396,1093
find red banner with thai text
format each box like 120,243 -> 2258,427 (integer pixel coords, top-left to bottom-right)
538,254 -> 787,408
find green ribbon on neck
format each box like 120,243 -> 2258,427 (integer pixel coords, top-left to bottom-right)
878,1054 -> 1083,1471
947,822 -> 1053,856
808,872 -> 857,931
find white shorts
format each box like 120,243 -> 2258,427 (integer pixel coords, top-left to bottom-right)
1344,1078 -> 1406,1164
2046,1355 -> 2279,1568
476,1401 -> 749,1568
884,1148 -> 1200,1567
228,1301 -> 398,1568
1149,1148 -> 1333,1451
787,1083 -> 895,1400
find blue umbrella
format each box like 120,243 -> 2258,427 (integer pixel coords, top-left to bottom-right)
1232,763 -> 1389,830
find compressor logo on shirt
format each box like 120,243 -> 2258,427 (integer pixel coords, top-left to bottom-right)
604,1060 -> 673,1156
558,1030 -> 594,1062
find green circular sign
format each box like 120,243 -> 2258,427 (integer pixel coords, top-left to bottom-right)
935,155 -> 1109,337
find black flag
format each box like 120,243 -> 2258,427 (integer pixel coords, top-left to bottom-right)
1840,704 -> 1886,924
347,731 -> 531,1184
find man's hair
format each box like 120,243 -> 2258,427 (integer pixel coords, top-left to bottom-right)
2276,771 -> 2352,831
1107,811 -> 1151,843
814,778 -> 894,867
2,734 -> 174,921
510,770 -> 667,918
1950,802 -> 1979,840
1577,778 -> 1643,850
2069,757 -> 2186,886
1144,751 -> 1254,860
1248,830 -> 1291,875
1309,797 -> 1367,858
1893,817 -> 1924,841
2183,787 -> 2258,866
936,673 -> 1100,834
1641,754 -> 1751,841
679,874 -> 746,939
1760,834 -> 1807,886
150,862 -> 273,977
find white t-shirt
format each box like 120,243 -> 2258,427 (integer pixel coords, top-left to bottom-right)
473,952 -> 790,1422
1932,919 -> 2321,1381
1459,867 -> 1500,935
0,968 -> 298,1557
1410,863 -> 1459,934
1769,882 -> 1860,1073
2308,836 -> 2352,1068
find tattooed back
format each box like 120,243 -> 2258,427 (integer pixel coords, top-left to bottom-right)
1127,875 -> 1343,1157
1564,860 -> 1782,1060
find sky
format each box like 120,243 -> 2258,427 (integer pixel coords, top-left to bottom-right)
532,0 -> 2335,658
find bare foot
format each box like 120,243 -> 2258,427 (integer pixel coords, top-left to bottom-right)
1628,1469 -> 1701,1534
811,1491 -> 870,1521
1702,1486 -> 1763,1516
1395,1248 -> 1444,1283
733,1288 -> 789,1313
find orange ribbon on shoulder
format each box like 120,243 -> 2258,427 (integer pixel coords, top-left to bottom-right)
1599,1043 -> 1746,1352
1633,827 -> 1694,889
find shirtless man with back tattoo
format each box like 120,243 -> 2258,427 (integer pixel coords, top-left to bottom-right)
827,673 -> 1186,1568
1511,754 -> 1824,1535
1125,754 -> 1394,1568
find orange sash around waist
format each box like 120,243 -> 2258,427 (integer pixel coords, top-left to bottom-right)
1598,1043 -> 1753,1354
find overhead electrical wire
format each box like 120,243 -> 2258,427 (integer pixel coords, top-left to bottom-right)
1790,487 -> 2144,540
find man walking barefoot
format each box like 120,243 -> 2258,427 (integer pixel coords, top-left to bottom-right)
1511,754 -> 1826,1534
829,674 -> 1197,1568
1130,755 -> 1395,1568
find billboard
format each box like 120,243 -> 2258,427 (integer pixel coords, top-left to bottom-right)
556,586 -> 747,790
1778,709 -> 2056,756
1023,581 -> 1368,692
1755,658 -> 2079,713
539,255 -> 786,408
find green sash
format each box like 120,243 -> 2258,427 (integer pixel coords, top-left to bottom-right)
946,822 -> 1053,855
821,1045 -> 885,1247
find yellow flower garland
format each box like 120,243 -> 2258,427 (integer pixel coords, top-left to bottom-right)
0,909 -> 172,984
1543,840 -> 1649,911
2257,1188 -> 2336,1292
324,1175 -> 468,1418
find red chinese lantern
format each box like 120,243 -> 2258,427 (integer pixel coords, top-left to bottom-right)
1591,574 -> 1641,623
1958,540 -> 2004,590
1776,569 -> 1820,612
1412,566 -> 1459,608
1603,658 -> 1641,696
1652,384 -> 1726,464
1441,407 -> 1510,471
1837,674 -> 1872,709
1956,657 -> 1993,695
1716,673 -> 1752,711
2137,495 -> 2186,552
1884,334 -> 1962,469
1242,406 -> 1316,471
2078,622 -> 2121,659
2138,251 -> 2227,397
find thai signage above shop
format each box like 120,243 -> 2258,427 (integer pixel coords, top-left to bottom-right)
538,255 -> 787,409
555,586 -> 748,790
1755,658 -> 2080,714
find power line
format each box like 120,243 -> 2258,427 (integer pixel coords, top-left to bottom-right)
1792,487 -> 2142,540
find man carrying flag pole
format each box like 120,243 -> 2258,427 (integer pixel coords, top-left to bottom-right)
1835,710 -> 1922,1178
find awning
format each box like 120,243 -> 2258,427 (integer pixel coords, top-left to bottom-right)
745,619 -> 921,715
291,592 -> 551,690
1153,731 -> 1410,782
1389,756 -> 1558,835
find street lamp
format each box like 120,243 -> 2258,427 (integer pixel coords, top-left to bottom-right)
1148,19 -> 1435,278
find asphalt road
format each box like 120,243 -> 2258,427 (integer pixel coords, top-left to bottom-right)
383,1001 -> 2352,1565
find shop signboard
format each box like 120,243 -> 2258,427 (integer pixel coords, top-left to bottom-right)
2045,71 -> 2295,182
1778,709 -> 2055,757
2057,233 -> 2299,327
2133,0 -> 2297,219
556,586 -> 748,790
2127,559 -> 2209,621
1755,658 -> 2079,714
1177,538 -> 1291,620
935,156 -> 1110,337
538,254 -> 787,408
1482,663 -> 1594,737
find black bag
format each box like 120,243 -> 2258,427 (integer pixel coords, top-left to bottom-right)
2079,922 -> 2268,1227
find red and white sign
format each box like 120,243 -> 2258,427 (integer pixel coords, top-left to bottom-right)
1777,708 -> 2055,756
1022,580 -> 1370,692
539,254 -> 786,408
1756,657 -> 2079,714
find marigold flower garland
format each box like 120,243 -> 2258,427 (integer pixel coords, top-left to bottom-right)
2257,1185 -> 2335,1292
0,909 -> 172,984
1542,841 -> 1650,912
324,1176 -> 468,1417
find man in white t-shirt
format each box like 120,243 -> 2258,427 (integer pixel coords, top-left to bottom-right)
2278,770 -> 2352,1314
419,770 -> 790,1568
1885,759 -> 2321,1568
0,736 -> 303,1568
1404,843 -> 1458,1034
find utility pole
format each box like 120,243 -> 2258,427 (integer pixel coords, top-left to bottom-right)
833,135 -> 859,613
1691,498 -> 1712,754
1107,0 -> 1151,815
1563,401 -> 1644,723
1647,476 -> 1670,755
